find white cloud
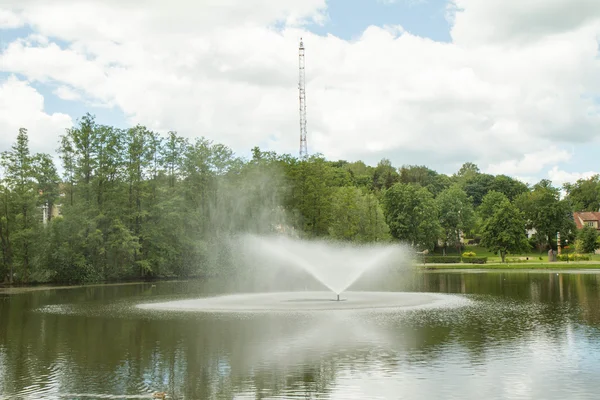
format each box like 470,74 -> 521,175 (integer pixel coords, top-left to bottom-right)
449,0 -> 600,45
53,85 -> 81,101
0,75 -> 72,154
547,166 -> 599,187
485,147 -> 572,176
0,0 -> 599,176
0,9 -> 22,29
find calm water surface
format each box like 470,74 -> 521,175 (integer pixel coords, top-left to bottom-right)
2,271 -> 600,399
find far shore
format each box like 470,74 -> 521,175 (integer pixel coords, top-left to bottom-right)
3,264 -> 600,295
0,278 -> 191,295
418,262 -> 600,270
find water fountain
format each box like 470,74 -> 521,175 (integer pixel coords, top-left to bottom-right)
138,234 -> 469,313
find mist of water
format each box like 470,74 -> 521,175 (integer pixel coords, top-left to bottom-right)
239,234 -> 410,295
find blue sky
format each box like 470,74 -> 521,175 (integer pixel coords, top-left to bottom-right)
307,0 -> 451,42
1,0 -> 599,184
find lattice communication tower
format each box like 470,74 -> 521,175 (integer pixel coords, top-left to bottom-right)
298,38 -> 308,158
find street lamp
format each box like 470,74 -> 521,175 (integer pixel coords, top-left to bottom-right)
565,239 -> 569,263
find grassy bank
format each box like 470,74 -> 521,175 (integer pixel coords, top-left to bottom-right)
419,262 -> 600,270
433,245 -> 600,263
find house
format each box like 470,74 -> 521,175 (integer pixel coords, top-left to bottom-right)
573,212 -> 600,231
573,212 -> 600,255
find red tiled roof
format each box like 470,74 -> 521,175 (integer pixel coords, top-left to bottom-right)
573,212 -> 600,229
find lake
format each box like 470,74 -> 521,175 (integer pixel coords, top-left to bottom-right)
2,270 -> 600,399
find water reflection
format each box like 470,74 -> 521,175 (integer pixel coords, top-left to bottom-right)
1,272 -> 600,399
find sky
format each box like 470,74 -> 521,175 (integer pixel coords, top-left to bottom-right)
0,0 -> 599,186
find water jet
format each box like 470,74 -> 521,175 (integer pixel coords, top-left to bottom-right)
240,234 -> 407,296
137,235 -> 470,314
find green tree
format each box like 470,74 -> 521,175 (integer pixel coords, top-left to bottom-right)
490,175 -> 529,201
343,160 -> 374,188
564,175 -> 600,212
0,182 -> 13,282
455,162 -> 480,182
480,199 -> 530,262
0,128 -> 39,282
372,158 -> 399,191
515,179 -> 575,251
462,173 -> 495,207
436,184 -> 475,253
577,226 -> 599,254
478,191 -> 509,221
328,187 -> 389,242
382,183 -> 440,249
398,165 -> 451,196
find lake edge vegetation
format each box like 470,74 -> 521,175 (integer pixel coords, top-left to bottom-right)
1,114 -> 600,284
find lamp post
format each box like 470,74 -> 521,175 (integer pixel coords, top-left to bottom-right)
565,239 -> 569,263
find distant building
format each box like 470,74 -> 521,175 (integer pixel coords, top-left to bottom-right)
39,187 -> 64,225
573,212 -> 600,255
573,212 -> 600,231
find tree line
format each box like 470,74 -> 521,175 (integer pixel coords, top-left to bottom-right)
1,114 -> 599,283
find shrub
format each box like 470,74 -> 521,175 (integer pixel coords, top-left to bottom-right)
506,257 -> 527,263
462,251 -> 476,257
557,254 -> 590,261
461,257 -> 487,264
423,256 -> 462,264
577,226 -> 600,254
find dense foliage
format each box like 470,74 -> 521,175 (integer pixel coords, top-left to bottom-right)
0,115 -> 595,283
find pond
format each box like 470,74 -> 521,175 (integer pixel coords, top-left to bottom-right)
1,270 -> 600,399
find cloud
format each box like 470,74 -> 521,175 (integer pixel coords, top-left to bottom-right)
547,166 -> 599,187
449,0 -> 600,45
0,0 -> 599,176
0,9 -> 22,29
0,75 -> 72,155
485,147 -> 572,176
53,85 -> 81,101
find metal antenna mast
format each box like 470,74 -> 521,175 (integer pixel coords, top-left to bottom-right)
298,38 -> 308,158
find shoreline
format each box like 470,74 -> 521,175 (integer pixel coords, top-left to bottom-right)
418,262 -> 600,270
0,277 -> 195,295
3,264 -> 600,294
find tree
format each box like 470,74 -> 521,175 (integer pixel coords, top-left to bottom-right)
398,165 -> 451,196
372,158 -> 399,191
436,185 -> 475,253
480,199 -> 530,262
564,175 -> 600,212
343,161 -> 374,188
478,191 -> 509,221
515,179 -> 575,251
455,162 -> 480,182
382,183 -> 440,249
489,175 -> 529,201
577,226 -> 599,254
462,173 -> 495,207
0,128 -> 39,282
328,187 -> 390,242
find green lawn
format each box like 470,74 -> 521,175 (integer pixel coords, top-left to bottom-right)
436,245 -> 600,263
420,262 -> 600,270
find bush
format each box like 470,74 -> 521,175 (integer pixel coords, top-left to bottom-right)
557,253 -> 590,261
577,226 -> 599,254
423,256 -> 461,264
462,251 -> 476,257
506,257 -> 527,263
461,257 -> 487,264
